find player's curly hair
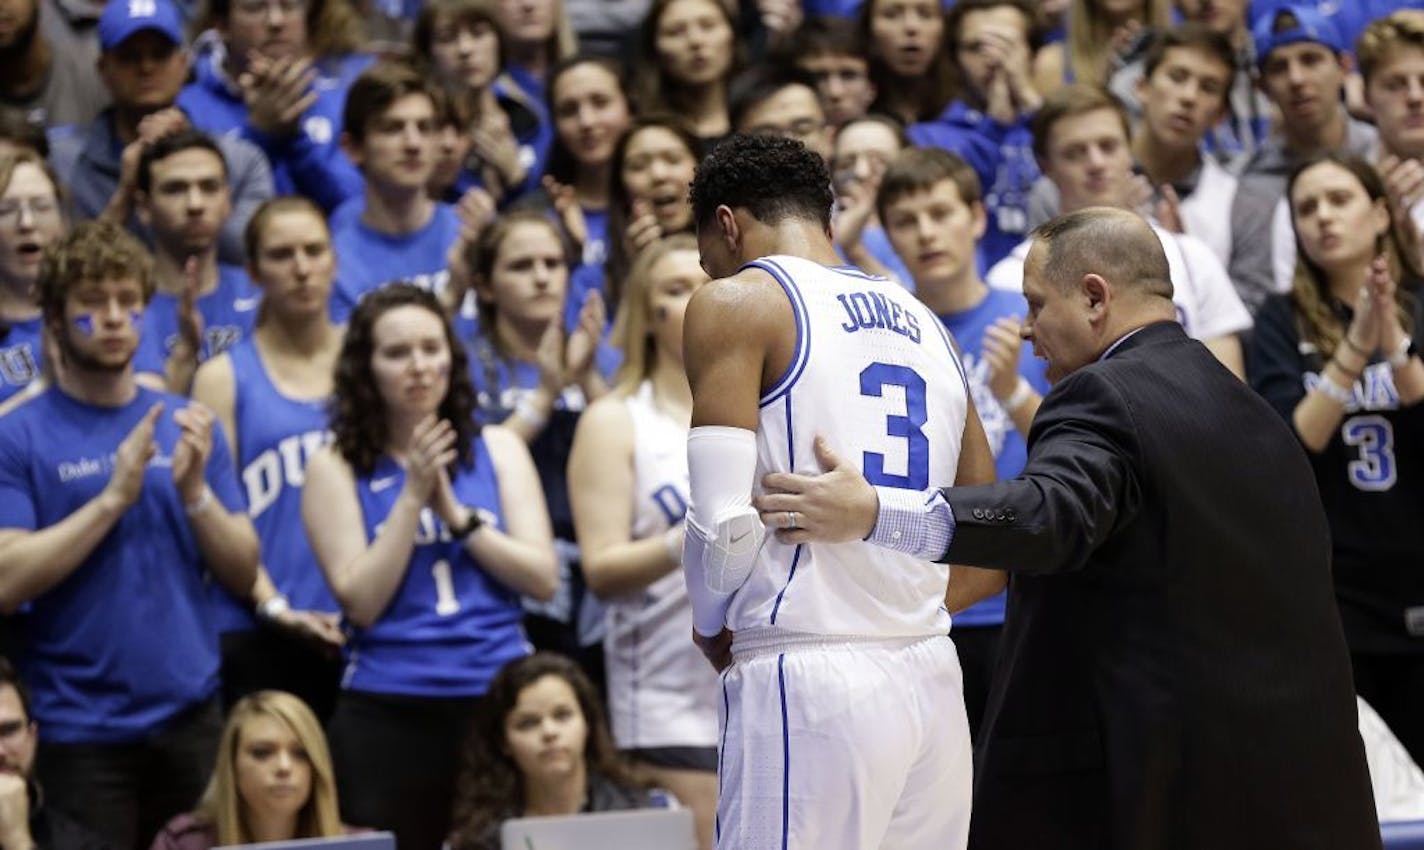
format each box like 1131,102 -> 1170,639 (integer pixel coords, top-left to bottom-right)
689,133 -> 834,231
448,653 -> 644,850
330,284 -> 478,477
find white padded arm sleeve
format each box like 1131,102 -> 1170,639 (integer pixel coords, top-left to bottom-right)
683,425 -> 764,636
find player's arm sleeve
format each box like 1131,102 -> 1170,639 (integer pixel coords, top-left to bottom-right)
683,425 -> 763,637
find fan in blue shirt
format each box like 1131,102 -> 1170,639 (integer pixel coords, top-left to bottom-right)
0,154 -> 68,405
879,146 -> 1050,738
175,0 -> 374,212
131,129 -> 263,394
191,196 -> 348,718
328,62 -> 477,337
908,0 -> 1045,270
0,220 -> 258,846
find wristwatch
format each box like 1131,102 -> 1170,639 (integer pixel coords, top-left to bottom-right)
452,509 -> 485,541
257,595 -> 290,622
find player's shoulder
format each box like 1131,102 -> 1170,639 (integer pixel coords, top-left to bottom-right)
686,265 -> 792,332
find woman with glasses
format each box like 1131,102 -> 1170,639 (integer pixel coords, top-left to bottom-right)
177,0 -> 375,213
0,152 -> 67,406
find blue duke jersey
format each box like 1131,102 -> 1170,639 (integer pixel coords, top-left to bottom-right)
345,436 -> 529,697
137,265 -> 262,365
0,386 -> 244,743
730,256 -> 970,638
209,341 -> 337,633
0,317 -> 43,403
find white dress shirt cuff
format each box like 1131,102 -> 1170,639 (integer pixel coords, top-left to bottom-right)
868,487 -> 955,561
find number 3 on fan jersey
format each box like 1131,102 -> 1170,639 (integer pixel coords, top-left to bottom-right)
860,363 -> 930,490
432,559 -> 461,615
1343,415 -> 1396,492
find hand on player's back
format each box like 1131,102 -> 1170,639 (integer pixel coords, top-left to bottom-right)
753,436 -> 879,545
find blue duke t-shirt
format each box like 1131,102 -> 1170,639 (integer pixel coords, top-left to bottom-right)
0,386 -> 245,743
137,264 -> 262,365
329,203 -> 463,326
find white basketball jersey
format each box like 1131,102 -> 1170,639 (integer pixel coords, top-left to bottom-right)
726,256 -> 969,639
605,382 -> 720,750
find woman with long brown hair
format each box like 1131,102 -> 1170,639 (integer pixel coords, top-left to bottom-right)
1249,150 -> 1424,766
303,284 -> 557,850
448,653 -> 668,850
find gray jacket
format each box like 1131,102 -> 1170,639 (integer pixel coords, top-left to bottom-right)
49,109 -> 274,265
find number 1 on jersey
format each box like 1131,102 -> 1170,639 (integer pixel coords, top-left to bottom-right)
860,363 -> 929,490
432,559 -> 461,616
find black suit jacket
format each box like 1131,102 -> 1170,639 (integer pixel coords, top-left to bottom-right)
943,322 -> 1379,850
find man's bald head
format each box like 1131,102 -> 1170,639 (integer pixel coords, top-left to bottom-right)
1027,207 -> 1174,302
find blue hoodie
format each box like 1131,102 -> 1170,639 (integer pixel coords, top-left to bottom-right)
908,100 -> 1039,271
178,34 -> 373,213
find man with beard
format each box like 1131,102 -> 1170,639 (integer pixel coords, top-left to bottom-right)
0,657 -> 109,850
0,220 -> 258,850
132,129 -> 261,393
0,0 -> 107,129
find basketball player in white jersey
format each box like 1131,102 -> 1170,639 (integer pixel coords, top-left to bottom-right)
681,133 -> 999,850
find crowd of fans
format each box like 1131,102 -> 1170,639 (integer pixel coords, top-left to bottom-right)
0,0 -> 1423,847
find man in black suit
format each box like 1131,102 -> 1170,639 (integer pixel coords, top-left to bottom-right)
753,207 -> 1381,849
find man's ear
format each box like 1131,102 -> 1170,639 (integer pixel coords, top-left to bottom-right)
716,205 -> 740,252
1081,272 -> 1111,316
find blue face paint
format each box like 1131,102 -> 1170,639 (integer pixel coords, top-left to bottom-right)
73,311 -> 142,335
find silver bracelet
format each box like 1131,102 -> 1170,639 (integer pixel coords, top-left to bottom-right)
515,397 -> 549,430
1388,337 -> 1416,369
1315,373 -> 1355,406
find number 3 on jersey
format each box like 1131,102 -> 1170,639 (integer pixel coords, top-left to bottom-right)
860,362 -> 929,490
1343,415 -> 1396,492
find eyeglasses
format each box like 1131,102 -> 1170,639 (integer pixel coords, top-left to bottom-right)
0,197 -> 60,226
232,0 -> 305,18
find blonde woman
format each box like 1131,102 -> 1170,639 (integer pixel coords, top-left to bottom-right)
150,692 -> 347,850
1033,0 -> 1171,92
567,234 -> 718,850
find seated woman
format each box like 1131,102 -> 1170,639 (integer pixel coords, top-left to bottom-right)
150,691 -> 345,850
447,652 -> 670,850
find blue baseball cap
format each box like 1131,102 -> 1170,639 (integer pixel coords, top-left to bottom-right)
1252,3 -> 1347,67
98,0 -> 184,51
